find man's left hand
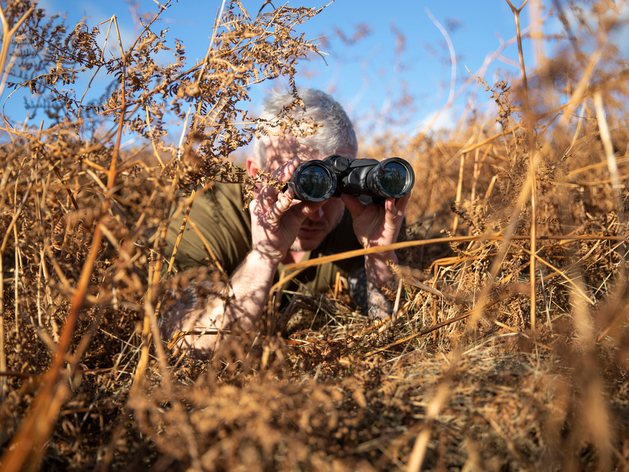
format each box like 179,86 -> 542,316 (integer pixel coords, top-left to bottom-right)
340,193 -> 411,250
340,191 -> 410,318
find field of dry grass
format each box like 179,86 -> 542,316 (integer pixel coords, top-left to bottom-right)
1,0 -> 629,470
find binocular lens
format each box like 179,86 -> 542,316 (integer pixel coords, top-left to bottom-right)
380,161 -> 408,196
289,155 -> 413,202
298,165 -> 333,199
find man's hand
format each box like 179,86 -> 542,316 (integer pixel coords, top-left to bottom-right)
249,158 -> 325,263
164,159 -> 328,356
340,193 -> 410,251
341,192 -> 411,318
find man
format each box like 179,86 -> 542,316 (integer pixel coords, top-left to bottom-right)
161,89 -> 410,356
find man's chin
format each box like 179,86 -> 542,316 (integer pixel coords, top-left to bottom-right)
290,235 -> 325,252
290,226 -> 329,251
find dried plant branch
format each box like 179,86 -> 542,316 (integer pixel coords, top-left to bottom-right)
0,5 -> 34,85
0,14 -> 130,472
407,378 -> 452,472
452,152 -> 466,234
593,91 -> 624,223
425,8 -> 456,106
506,0 -> 537,331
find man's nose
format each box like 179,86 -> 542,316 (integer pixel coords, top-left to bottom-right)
306,207 -> 324,221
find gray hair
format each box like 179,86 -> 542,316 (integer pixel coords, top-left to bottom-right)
253,89 -> 358,167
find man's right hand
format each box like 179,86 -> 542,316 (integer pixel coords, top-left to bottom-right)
249,158 -> 325,263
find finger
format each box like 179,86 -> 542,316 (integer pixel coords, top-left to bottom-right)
249,196 -> 262,219
257,184 -> 280,211
395,192 -> 412,214
386,192 -> 411,222
274,157 -> 300,183
266,186 -> 295,224
384,198 -> 405,229
340,193 -> 365,219
259,167 -> 294,205
257,158 -> 300,207
249,185 -> 290,216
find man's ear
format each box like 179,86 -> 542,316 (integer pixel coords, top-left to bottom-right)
246,155 -> 260,178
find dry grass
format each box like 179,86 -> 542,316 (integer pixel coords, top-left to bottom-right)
1,0 -> 629,470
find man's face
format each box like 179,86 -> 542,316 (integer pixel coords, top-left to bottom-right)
247,135 -> 357,253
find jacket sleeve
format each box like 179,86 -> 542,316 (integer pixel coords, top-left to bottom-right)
164,183 -> 252,276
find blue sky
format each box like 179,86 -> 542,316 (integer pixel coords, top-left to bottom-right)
8,0 -> 629,145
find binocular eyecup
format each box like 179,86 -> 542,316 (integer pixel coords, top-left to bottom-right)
286,155 -> 414,203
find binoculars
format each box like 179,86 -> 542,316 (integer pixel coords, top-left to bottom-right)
286,155 -> 415,203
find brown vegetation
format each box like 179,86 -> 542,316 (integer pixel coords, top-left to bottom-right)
1,0 -> 629,470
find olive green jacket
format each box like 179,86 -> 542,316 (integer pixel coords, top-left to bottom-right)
165,181 -> 364,295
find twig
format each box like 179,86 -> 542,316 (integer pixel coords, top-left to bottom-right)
0,14 -> 129,472
558,34 -> 607,128
144,106 -> 166,168
425,8 -> 456,106
190,0 -> 227,132
506,0 -> 537,331
13,224 -> 20,333
272,236 -> 545,311
0,250 -> 4,403
568,154 -> 629,177
0,5 -> 35,91
0,181 -> 33,255
407,369 -> 454,471
271,233 -> 629,304
593,91 -> 624,223
459,125 -> 521,154
452,151 -> 466,234
391,278 -> 403,325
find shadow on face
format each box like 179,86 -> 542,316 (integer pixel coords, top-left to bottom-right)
248,134 -> 358,253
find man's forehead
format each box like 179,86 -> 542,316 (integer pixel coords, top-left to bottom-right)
265,135 -> 316,159
264,135 -> 357,170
